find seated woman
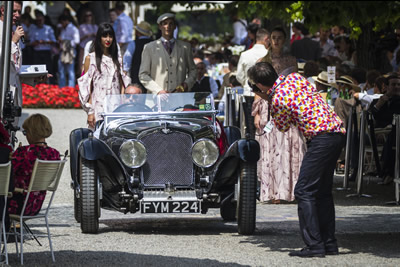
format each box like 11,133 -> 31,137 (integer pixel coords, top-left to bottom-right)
8,114 -> 60,216
0,120 -> 13,232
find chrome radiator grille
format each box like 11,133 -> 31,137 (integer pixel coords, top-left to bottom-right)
140,131 -> 194,186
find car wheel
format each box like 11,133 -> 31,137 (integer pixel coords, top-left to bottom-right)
74,189 -> 81,223
220,193 -> 236,221
237,161 -> 257,235
80,158 -> 99,234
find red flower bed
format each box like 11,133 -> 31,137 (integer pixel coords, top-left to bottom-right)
22,83 -> 81,108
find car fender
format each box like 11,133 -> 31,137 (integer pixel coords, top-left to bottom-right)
70,128 -> 92,183
78,137 -> 128,188
78,136 -> 111,161
211,138 -> 260,189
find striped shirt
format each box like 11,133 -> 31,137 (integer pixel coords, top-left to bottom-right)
269,73 -> 346,141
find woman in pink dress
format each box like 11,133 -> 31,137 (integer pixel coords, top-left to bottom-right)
252,27 -> 306,203
78,22 -> 130,130
9,114 -> 60,216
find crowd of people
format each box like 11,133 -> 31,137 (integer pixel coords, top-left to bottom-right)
1,1 -> 400,259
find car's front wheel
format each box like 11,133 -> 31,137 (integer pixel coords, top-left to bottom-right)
237,161 -> 257,235
80,158 -> 99,234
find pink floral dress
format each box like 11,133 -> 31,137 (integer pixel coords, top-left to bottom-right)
252,53 -> 306,202
78,52 -> 131,125
9,145 -> 60,216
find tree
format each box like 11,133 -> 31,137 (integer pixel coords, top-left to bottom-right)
233,1 -> 400,71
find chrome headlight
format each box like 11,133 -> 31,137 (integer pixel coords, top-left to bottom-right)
119,140 -> 147,168
191,139 -> 219,168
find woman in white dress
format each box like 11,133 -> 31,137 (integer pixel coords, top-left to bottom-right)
78,22 -> 130,129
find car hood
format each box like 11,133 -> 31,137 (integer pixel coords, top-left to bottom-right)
102,117 -> 215,139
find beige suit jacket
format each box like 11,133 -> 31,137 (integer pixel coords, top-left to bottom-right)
139,39 -> 197,94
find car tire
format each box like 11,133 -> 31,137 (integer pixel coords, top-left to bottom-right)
237,161 -> 257,235
80,158 -> 99,234
220,193 -> 236,221
74,189 -> 81,223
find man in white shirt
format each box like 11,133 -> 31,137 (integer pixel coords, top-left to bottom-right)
114,1 -> 133,56
58,14 -> 80,88
236,28 -> 270,96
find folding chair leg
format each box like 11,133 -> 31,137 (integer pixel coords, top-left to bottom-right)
45,217 -> 55,262
1,219 -> 8,265
20,218 -> 24,265
12,220 -> 19,257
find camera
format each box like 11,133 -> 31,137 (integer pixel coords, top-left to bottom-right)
3,90 -> 21,131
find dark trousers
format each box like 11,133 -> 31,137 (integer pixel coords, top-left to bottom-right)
295,132 -> 346,250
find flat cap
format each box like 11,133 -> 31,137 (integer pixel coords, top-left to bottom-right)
157,13 -> 175,24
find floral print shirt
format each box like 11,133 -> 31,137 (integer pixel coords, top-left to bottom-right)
9,145 -> 60,216
268,73 -> 346,141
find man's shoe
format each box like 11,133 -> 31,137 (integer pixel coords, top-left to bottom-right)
325,247 -> 339,255
289,247 -> 325,258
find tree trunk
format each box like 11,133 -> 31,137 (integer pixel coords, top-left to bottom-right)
356,23 -> 374,70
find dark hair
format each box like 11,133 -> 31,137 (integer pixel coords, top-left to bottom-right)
271,26 -> 287,39
247,23 -> 260,35
58,14 -> 70,22
351,67 -> 367,84
256,28 -> 269,42
115,1 -> 125,11
387,73 -> 400,83
304,61 -> 319,78
229,75 -> 241,87
228,55 -> 239,68
366,70 -> 381,87
248,62 -> 278,87
94,23 -> 120,74
375,76 -> 388,93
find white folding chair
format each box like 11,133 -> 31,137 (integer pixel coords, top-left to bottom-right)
0,161 -> 11,265
9,159 -> 66,265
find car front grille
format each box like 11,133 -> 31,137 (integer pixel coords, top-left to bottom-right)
140,131 -> 194,186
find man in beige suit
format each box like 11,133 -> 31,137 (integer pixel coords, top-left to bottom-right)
139,13 -> 197,94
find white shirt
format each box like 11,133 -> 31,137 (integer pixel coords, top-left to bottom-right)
236,44 -> 268,96
231,19 -> 247,45
357,93 -> 382,108
60,22 -> 80,48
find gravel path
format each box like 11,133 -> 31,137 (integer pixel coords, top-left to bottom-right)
4,108 -> 399,267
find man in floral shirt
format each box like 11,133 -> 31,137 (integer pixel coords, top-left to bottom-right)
248,62 -> 346,257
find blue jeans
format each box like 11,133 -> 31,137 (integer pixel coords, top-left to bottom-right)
58,59 -> 75,88
295,132 -> 346,250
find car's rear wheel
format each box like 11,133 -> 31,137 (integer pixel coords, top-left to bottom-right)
74,188 -> 81,223
237,161 -> 257,235
80,158 -> 99,234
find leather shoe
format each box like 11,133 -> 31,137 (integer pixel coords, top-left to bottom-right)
289,247 -> 325,258
325,246 -> 339,255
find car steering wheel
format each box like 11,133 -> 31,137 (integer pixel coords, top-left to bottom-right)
113,103 -> 152,113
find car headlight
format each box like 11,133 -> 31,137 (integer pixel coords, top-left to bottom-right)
119,140 -> 147,168
192,139 -> 219,168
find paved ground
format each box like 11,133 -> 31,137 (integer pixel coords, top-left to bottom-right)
3,109 -> 399,266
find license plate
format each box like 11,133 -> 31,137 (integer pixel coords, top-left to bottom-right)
141,201 -> 201,214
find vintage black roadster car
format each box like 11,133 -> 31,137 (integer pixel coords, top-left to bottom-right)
70,92 -> 259,235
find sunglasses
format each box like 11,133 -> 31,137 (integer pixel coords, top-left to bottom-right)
248,81 -> 263,93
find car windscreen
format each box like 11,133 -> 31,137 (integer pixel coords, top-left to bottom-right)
103,92 -> 215,114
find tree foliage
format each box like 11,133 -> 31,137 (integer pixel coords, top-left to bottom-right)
234,1 -> 400,39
